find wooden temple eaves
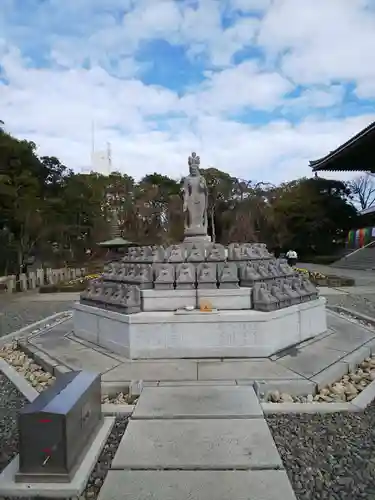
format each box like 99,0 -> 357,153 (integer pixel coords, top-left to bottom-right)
309,119 -> 375,173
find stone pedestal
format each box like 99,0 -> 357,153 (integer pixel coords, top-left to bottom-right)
73,298 -> 327,359
141,289 -> 196,312
183,235 -> 212,244
197,288 -> 252,310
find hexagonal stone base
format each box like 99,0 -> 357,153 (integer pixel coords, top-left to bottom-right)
74,297 -> 327,359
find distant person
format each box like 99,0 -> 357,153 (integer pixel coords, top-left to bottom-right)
286,249 -> 298,267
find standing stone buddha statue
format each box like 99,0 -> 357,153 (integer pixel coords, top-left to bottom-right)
183,152 -> 210,242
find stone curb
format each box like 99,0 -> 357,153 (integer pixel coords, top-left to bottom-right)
261,402 -> 358,414
310,361 -> 349,391
0,356 -> 132,415
261,379 -> 375,413
0,358 -> 39,402
246,378 -> 317,397
349,378 -> 375,410
101,404 -> 135,416
327,305 -> 375,329
101,381 -> 130,396
0,312 -> 73,347
17,340 -> 65,377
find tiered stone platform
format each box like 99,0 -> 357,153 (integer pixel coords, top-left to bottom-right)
74,242 -> 326,359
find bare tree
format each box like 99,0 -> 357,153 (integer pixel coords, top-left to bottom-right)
349,174 -> 375,210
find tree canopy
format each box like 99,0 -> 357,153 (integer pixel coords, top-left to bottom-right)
0,127 -> 361,274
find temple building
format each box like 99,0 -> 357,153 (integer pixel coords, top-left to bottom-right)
309,119 -> 375,269
310,119 -> 375,176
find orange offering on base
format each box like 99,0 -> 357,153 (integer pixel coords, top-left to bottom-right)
199,300 -> 213,312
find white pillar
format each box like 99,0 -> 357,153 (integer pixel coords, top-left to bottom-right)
36,268 -> 44,286
28,271 -> 37,289
7,275 -> 16,294
46,268 -> 53,284
19,273 -> 28,292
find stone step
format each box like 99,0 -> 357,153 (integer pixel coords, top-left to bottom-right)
97,470 -> 297,500
111,419 -> 283,470
131,385 -> 263,420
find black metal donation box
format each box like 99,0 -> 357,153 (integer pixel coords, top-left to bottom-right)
17,370 -> 102,483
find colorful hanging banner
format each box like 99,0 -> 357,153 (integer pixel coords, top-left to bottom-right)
359,228 -> 365,247
347,227 -> 375,248
365,227 -> 372,245
347,229 -> 355,247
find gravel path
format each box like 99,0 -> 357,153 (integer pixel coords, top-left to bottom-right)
267,404 -> 375,500
0,373 -> 27,474
268,291 -> 375,500
0,295 -> 71,338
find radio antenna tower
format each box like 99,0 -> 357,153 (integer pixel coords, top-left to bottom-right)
107,142 -> 112,175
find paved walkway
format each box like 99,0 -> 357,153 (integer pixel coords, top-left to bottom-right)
98,385 -> 297,500
299,263 -> 375,286
0,292 -> 73,338
23,310 -> 375,397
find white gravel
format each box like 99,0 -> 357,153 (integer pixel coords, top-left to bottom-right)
263,355 -> 375,403
0,341 -> 56,392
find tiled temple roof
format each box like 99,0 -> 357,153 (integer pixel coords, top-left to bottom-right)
310,120 -> 375,173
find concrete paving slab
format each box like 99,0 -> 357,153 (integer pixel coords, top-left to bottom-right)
132,386 -> 263,419
276,343 -> 346,378
30,336 -> 87,356
158,380 -> 237,386
328,311 -> 375,336
102,360 -> 198,382
198,359 -> 300,381
98,470 -> 297,500
112,419 -> 282,470
31,319 -> 73,340
237,378 -> 317,397
316,327 -> 374,353
56,348 -> 121,373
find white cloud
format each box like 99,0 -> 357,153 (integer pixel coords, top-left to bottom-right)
1,39 -> 373,185
182,61 -> 292,114
230,0 -> 271,13
44,0 -> 260,69
0,0 -> 374,188
258,0 -> 375,96
282,85 -> 346,111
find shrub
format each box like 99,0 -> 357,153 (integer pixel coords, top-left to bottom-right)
39,279 -> 89,293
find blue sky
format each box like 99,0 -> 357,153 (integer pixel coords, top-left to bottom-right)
1,0 -> 375,183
